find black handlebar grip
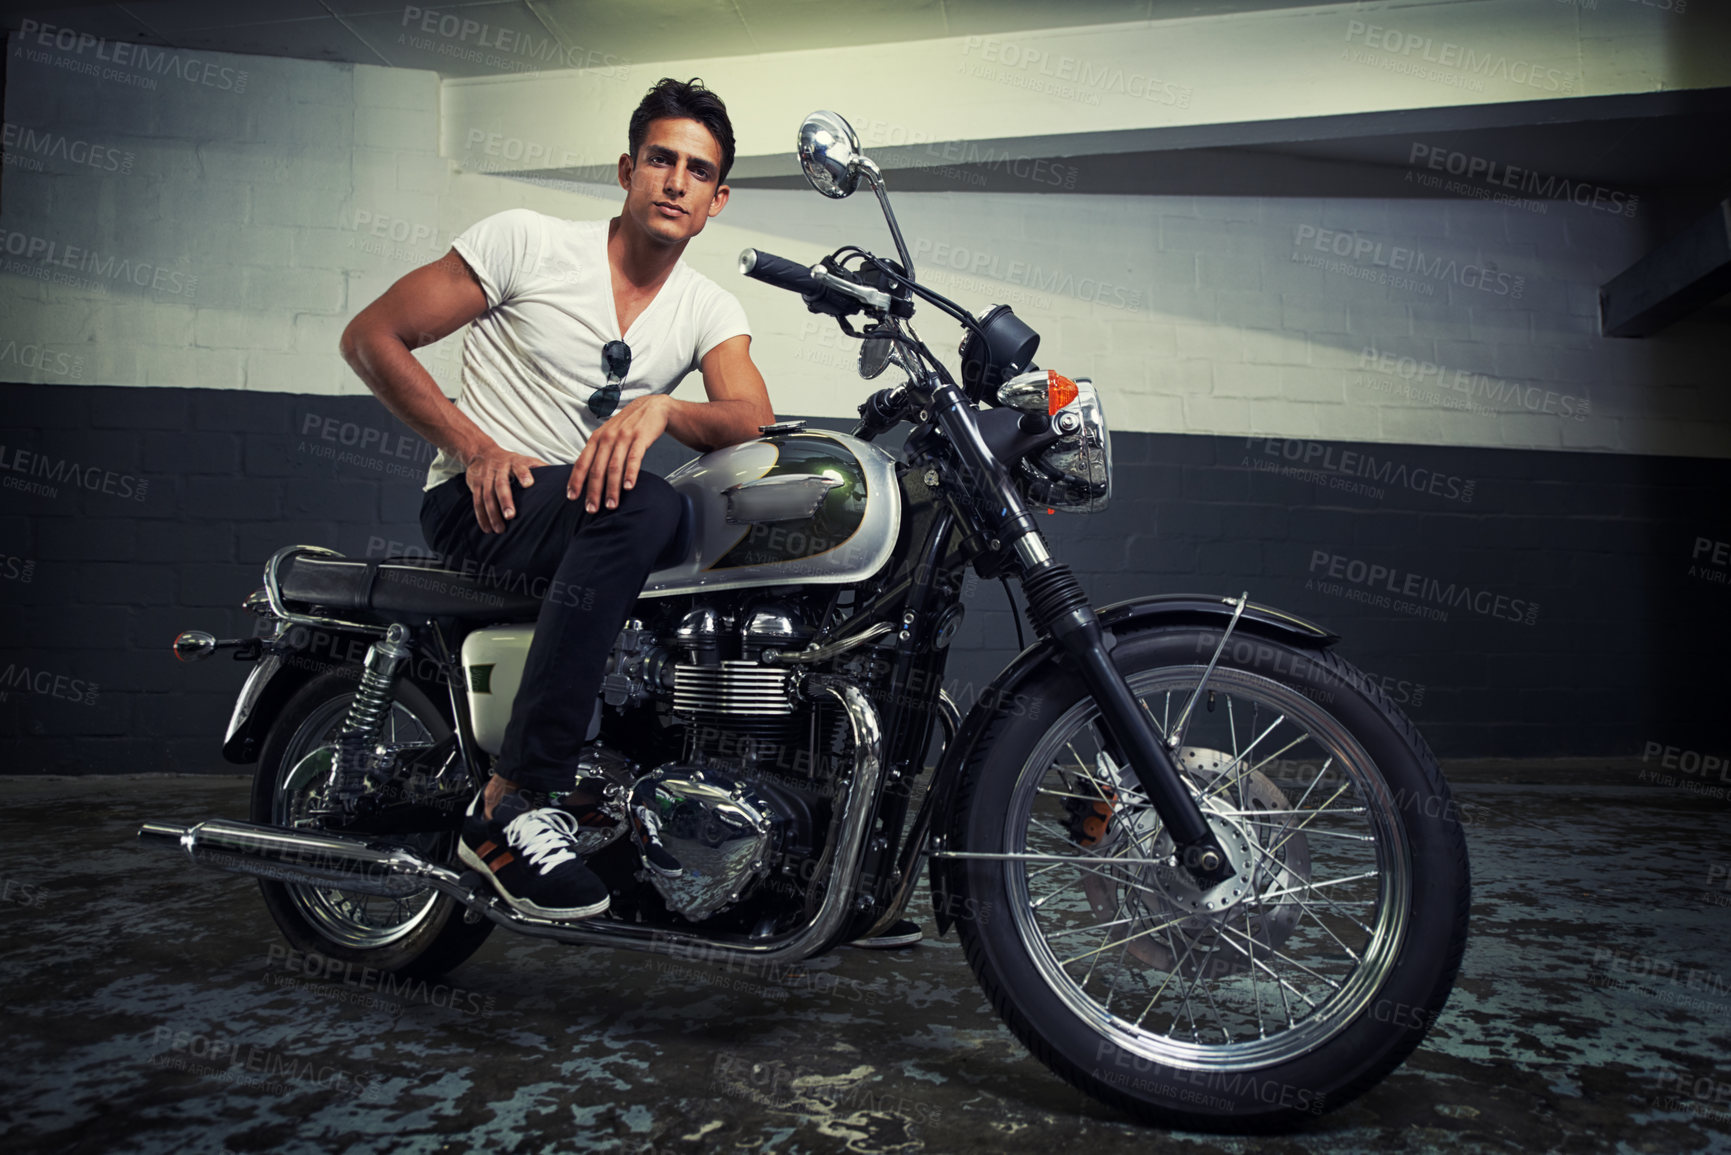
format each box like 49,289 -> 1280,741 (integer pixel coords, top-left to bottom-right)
738,248 -> 824,297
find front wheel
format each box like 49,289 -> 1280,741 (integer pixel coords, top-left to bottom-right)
948,626 -> 1470,1130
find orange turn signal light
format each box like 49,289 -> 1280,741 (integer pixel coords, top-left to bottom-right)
1046,371 -> 1078,414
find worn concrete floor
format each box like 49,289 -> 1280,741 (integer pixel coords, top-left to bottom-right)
1,766 -> 1729,1154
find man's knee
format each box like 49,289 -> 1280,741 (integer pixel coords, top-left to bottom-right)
621,473 -> 682,532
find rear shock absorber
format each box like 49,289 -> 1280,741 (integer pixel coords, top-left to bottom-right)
323,622 -> 413,813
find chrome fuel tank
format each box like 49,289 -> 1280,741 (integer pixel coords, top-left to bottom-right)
642,430 -> 900,597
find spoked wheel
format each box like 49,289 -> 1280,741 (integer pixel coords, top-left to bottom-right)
250,670 -> 493,977
949,627 -> 1469,1130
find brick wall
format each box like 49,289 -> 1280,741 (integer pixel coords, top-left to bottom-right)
5,39 -> 1729,456
2,41 -> 1729,774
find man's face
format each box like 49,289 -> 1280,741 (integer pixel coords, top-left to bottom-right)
617,117 -> 729,246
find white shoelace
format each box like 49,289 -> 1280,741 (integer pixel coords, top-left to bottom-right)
503,808 -> 581,875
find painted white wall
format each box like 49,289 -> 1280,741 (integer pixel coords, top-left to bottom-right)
1,11 -> 1726,459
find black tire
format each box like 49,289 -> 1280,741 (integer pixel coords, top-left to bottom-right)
250,669 -> 493,978
948,626 -> 1470,1131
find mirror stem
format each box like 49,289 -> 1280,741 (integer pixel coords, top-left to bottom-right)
859,159 -> 915,283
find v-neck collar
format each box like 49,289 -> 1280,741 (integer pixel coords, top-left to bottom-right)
601,219 -> 682,345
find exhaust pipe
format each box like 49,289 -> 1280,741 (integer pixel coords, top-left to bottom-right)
139,818 -> 449,898
138,679 -> 888,962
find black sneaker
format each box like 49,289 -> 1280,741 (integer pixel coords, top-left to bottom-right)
552,778 -> 630,856
633,831 -> 678,876
459,789 -> 610,921
847,918 -> 923,949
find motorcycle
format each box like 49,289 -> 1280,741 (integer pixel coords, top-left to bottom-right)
144,110 -> 1469,1131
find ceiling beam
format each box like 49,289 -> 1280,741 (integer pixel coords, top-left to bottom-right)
1600,200 -> 1731,338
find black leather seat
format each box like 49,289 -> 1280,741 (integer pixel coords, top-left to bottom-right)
279,554 -> 544,623
276,496 -> 692,625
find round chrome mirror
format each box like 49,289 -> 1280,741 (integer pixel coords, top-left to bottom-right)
858,336 -> 892,380
797,110 -> 862,199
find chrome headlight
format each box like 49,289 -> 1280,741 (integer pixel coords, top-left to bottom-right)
998,370 -> 1112,513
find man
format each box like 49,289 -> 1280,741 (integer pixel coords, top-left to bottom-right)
341,79 -> 923,950
339,78 -> 770,922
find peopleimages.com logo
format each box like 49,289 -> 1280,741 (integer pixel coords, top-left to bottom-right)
1342,19 -> 1577,95
399,6 -> 629,77
1242,436 -> 1475,503
908,237 -> 1146,311
0,229 -> 197,299
1293,225 -> 1524,299
1689,536 -> 1730,590
0,339 -> 84,380
14,19 -> 249,92
1359,345 -> 1589,422
1,122 -> 134,174
1308,550 -> 1540,626
0,444 -> 148,502
0,661 -> 100,706
958,36 -> 1193,109
1407,143 -> 1638,218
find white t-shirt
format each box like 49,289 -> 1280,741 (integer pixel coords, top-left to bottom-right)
423,208 -> 752,490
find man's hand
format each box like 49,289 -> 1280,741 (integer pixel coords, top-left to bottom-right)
568,394 -> 672,513
464,444 -> 551,533
565,334 -> 773,515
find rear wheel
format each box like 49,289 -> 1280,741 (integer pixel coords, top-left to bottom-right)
249,670 -> 493,978
949,627 -> 1469,1130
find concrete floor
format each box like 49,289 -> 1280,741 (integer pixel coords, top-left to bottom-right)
1,767 -> 1729,1154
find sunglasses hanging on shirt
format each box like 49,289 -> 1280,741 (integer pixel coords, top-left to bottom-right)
587,340 -> 632,419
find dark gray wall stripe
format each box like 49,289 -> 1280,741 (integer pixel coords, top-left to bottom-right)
1,381 -> 1725,771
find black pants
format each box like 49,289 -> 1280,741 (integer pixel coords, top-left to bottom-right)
420,465 -> 683,793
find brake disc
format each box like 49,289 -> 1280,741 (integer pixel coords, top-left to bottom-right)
1074,747 -> 1311,981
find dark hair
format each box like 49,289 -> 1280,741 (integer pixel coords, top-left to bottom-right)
627,77 -> 736,184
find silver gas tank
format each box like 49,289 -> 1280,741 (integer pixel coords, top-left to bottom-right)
642,430 -> 900,597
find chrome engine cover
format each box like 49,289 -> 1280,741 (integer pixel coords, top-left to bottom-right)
628,765 -> 778,921
567,744 -> 637,857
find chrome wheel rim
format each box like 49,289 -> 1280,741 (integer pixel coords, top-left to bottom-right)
272,695 -> 447,950
1003,664 -> 1410,1071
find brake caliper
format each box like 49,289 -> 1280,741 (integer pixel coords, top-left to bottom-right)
1063,765 -> 1119,849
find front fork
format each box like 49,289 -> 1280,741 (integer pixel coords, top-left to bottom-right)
1019,550 -> 1236,886
929,384 -> 1235,887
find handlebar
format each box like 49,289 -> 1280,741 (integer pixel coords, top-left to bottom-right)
739,247 -> 825,296
739,247 -> 888,320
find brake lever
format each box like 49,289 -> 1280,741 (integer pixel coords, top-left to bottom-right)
811,263 -> 894,312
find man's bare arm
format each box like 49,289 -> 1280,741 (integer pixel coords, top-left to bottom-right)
670,333 -> 776,453
569,334 -> 775,513
338,248 -> 544,533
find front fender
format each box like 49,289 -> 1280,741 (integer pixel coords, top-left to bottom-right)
925,593 -> 1336,935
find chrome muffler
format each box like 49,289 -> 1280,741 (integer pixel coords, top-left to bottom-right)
137,818 -> 450,898
137,678 -> 886,963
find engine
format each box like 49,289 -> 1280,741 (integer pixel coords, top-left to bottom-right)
590,596 -> 855,927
